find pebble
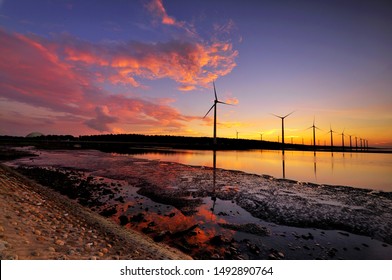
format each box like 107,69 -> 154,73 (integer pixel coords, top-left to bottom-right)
55,240 -> 65,246
268,253 -> 277,260
31,251 -> 40,257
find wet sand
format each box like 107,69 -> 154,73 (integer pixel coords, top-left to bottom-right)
0,164 -> 191,260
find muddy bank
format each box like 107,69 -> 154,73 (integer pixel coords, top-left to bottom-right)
4,148 -> 392,259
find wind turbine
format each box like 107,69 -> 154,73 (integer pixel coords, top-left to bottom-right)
328,125 -> 336,150
236,130 -> 239,139
340,129 -> 346,150
306,117 -> 321,150
348,134 -> 353,150
259,132 -> 264,141
272,111 -> 294,147
203,81 -> 231,146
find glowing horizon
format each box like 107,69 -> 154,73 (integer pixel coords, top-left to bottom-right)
1,0 -> 391,147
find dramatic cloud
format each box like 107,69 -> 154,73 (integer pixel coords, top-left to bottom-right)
84,106 -> 118,132
59,36 -> 237,91
145,0 -> 182,27
0,29 -> 203,134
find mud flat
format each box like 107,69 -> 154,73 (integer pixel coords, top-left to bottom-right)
3,148 -> 392,260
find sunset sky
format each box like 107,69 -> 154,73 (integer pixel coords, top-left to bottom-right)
1,0 -> 391,147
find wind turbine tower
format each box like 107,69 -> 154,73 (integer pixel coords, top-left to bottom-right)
328,125 -> 336,150
203,81 -> 231,146
307,117 -> 321,150
340,129 -> 345,150
272,111 -> 294,147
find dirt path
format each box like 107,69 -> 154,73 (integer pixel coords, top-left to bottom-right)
0,164 -> 191,260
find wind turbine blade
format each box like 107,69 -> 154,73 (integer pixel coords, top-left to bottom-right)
306,126 -> 313,130
216,100 -> 232,105
203,104 -> 215,118
271,113 -> 283,119
313,116 -> 315,126
284,111 -> 295,118
213,81 -> 217,101
315,126 -> 322,131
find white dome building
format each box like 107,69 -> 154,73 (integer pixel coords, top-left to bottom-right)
26,132 -> 44,138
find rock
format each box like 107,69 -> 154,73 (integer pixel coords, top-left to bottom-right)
130,213 -> 145,223
154,231 -> 168,242
48,247 -> 56,252
119,215 -> 129,226
268,253 -> 277,260
85,243 -> 92,251
338,232 -> 350,237
34,230 -> 42,236
0,226 -> 4,232
211,253 -> 221,259
0,240 -> 9,251
247,243 -> 260,255
55,240 -> 65,246
301,233 -> 314,240
210,235 -> 224,246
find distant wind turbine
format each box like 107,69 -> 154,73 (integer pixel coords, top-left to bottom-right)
236,130 -> 239,139
272,111 -> 294,147
259,132 -> 264,141
203,81 -> 231,145
328,125 -> 336,150
348,134 -> 353,150
340,129 -> 346,150
306,117 -> 321,150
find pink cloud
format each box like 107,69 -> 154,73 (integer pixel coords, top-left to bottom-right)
0,29 -> 207,135
84,106 -> 118,132
57,36 -> 237,91
225,97 -> 239,105
145,0 -> 182,27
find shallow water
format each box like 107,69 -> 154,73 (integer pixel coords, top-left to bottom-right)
133,149 -> 392,191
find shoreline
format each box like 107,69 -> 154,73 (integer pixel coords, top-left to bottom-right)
0,164 -> 191,260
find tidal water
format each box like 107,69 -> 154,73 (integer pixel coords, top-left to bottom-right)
134,149 -> 392,192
